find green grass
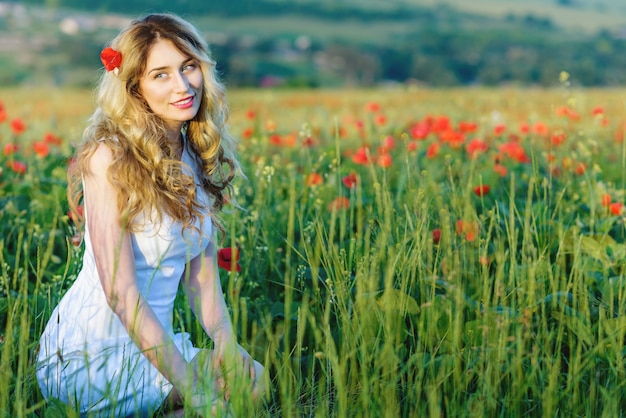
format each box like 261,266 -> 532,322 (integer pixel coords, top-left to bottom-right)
3,86 -> 626,416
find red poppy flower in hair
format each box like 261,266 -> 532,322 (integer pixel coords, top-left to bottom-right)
100,47 -> 122,75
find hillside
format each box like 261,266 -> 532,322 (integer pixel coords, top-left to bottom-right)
441,0 -> 626,33
3,0 -> 626,88
264,0 -> 626,33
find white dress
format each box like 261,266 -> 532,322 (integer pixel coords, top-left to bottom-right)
36,144 -> 212,417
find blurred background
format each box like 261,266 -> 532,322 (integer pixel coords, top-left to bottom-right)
2,0 -> 626,88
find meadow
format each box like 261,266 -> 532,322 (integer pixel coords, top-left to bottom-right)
2,83 -> 626,417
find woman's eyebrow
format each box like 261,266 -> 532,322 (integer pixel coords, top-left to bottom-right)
147,59 -> 195,75
147,65 -> 169,75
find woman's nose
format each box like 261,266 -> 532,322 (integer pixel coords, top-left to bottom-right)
174,71 -> 190,92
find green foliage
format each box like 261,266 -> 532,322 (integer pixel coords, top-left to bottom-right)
3,87 -> 626,416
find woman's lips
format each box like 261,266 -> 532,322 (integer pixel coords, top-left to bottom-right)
172,95 -> 195,109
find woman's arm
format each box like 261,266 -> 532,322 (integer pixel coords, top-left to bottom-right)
184,239 -> 236,352
183,239 -> 257,396
84,143 -> 193,392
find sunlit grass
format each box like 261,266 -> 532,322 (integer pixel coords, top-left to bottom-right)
2,86 -> 626,416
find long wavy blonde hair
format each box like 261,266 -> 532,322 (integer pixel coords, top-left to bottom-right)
68,13 -> 240,234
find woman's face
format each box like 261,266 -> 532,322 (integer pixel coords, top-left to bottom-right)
139,38 -> 203,139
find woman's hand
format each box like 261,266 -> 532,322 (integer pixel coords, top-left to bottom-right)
188,386 -> 231,417
211,343 -> 257,401
185,345 -> 255,417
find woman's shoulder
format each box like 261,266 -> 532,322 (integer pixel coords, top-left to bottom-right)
85,141 -> 115,176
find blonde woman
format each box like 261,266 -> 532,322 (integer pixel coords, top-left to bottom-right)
36,13 -> 264,417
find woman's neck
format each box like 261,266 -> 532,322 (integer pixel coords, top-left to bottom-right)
164,128 -> 184,160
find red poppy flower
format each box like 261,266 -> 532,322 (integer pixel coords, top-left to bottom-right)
555,106 -> 580,121
342,172 -> 358,189
458,121 -> 478,134
33,141 -> 50,158
431,115 -> 452,133
432,229 -> 441,244
0,108 -> 6,123
600,116 -> 610,127
473,184 -> 490,197
100,47 -> 122,72
601,193 -> 612,207
3,143 -> 17,156
10,118 -> 26,135
8,160 -> 26,174
466,138 -> 488,158
493,163 -> 508,177
455,220 -> 465,235
269,134 -> 282,146
410,122 -> 430,140
374,114 -> 387,126
574,162 -> 587,175
554,106 -> 569,117
493,124 -> 507,136
498,141 -> 530,164
365,101 -> 381,112
351,146 -> 371,165
305,173 -> 323,186
610,202 -> 624,216
456,219 -> 479,242
328,196 -> 350,211
282,133 -> 297,147
519,123 -> 530,134
380,135 -> 396,152
426,142 -> 440,159
246,109 -> 256,119
550,131 -> 566,146
217,247 -> 241,272
43,132 -> 62,145
338,126 -> 348,138
532,122 -> 549,136
377,153 -> 392,168
242,127 -> 253,139
465,227 -> 478,242
439,129 -> 465,149
302,136 -> 316,147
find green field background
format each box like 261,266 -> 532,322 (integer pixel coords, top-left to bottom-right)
3,85 -> 626,416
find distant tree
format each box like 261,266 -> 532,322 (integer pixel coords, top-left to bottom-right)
323,45 -> 381,86
410,54 -> 458,86
378,48 -> 411,82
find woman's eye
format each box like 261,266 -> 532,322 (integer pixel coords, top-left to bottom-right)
183,63 -> 196,72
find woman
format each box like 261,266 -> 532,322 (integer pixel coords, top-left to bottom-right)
36,13 -> 264,417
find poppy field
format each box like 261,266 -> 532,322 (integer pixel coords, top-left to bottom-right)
2,82 -> 626,416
